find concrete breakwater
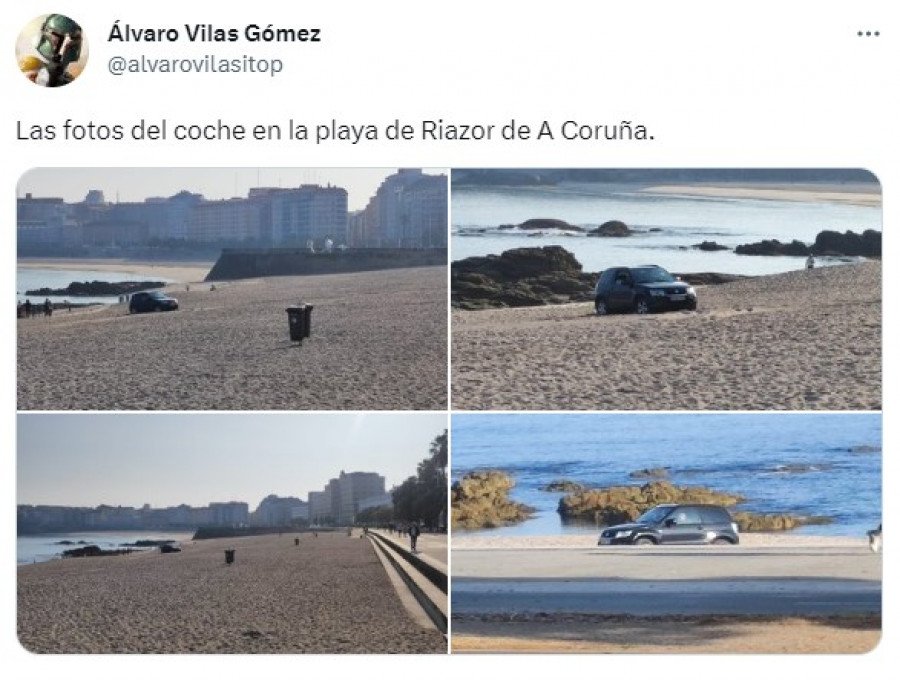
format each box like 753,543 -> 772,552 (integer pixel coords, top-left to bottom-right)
205,247 -> 447,281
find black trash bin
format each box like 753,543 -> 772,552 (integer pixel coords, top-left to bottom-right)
224,548 -> 235,565
286,304 -> 314,343
294,537 -> 300,547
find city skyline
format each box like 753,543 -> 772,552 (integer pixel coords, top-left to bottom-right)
17,167 -> 446,212
18,413 -> 446,507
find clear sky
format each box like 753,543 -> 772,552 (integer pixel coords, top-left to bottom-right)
18,413 -> 447,509
17,168 -> 445,212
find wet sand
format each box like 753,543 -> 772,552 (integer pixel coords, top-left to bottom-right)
17,533 -> 446,654
18,265 -> 447,410
452,261 -> 881,410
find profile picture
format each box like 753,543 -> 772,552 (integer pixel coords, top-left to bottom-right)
16,14 -> 88,87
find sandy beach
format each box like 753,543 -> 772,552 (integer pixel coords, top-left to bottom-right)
642,183 -> 882,207
452,261 -> 881,410
17,257 -> 214,285
18,265 -> 447,410
17,533 -> 446,653
451,533 -> 881,654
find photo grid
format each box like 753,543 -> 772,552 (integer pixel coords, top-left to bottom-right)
16,168 -> 882,656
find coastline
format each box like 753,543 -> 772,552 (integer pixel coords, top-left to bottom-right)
17,257 -> 214,286
641,183 -> 881,207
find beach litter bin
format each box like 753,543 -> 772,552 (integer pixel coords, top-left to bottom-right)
286,304 -> 314,343
224,548 -> 235,565
294,537 -> 300,547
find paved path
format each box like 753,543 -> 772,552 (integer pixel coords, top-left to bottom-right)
452,544 -> 882,617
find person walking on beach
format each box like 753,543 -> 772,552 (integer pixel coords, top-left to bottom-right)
806,254 -> 815,270
408,521 -> 421,553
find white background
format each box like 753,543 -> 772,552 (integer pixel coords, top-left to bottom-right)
3,0 -> 895,677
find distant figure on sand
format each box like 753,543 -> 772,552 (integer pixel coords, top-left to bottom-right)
409,522 -> 421,553
806,254 -> 815,270
867,524 -> 882,553
43,299 -> 52,317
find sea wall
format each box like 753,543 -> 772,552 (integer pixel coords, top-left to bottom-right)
205,248 -> 447,281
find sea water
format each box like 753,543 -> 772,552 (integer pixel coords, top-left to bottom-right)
16,268 -> 173,305
451,183 -> 882,275
17,531 -> 195,566
451,413 -> 881,537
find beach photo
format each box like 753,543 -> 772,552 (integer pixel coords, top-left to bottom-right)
451,169 -> 881,410
17,168 -> 448,410
451,412 -> 882,653
17,413 -> 448,654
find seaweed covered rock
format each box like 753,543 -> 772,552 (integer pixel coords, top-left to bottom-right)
557,481 -> 744,525
587,220 -> 632,237
451,470 -> 535,529
628,468 -> 670,480
812,229 -> 881,257
452,246 -> 596,309
732,512 -> 833,532
541,479 -> 586,493
735,239 -> 810,256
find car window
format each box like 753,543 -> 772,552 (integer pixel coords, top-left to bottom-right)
672,508 -> 702,524
631,267 -> 676,284
700,507 -> 729,524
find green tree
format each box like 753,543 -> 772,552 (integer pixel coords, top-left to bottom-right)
391,430 -> 447,531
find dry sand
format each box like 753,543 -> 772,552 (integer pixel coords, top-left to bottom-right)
17,533 -> 446,654
451,614 -> 881,653
18,265 -> 447,410
641,183 -> 882,207
452,261 -> 881,410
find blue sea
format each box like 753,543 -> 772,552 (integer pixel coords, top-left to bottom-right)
16,268 -> 173,305
17,531 -> 195,566
451,183 -> 882,275
451,413 -> 882,537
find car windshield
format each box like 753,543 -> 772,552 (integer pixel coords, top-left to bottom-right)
636,506 -> 674,525
631,267 -> 676,284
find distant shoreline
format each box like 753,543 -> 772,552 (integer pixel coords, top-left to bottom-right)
641,183 -> 881,207
18,257 -> 214,285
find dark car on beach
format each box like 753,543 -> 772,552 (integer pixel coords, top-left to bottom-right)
597,504 -> 740,546
129,291 -> 179,314
594,265 -> 697,315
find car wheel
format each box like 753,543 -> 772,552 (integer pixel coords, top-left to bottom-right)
633,536 -> 655,546
635,297 -> 651,315
712,537 -> 733,545
595,298 -> 609,316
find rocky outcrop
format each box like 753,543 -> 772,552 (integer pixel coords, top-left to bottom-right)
557,480 -> 832,531
732,512 -> 833,532
452,246 -> 595,309
541,480 -> 586,493
735,239 -> 810,256
558,481 -> 744,525
26,280 -> 167,297
587,220 -> 632,237
628,468 -> 670,479
499,218 -> 583,232
813,229 -> 881,257
451,470 -> 535,529
693,241 -> 730,251
735,229 -> 882,258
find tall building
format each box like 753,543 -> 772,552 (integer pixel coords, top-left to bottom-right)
251,494 -> 308,526
358,169 -> 448,247
323,470 -> 386,525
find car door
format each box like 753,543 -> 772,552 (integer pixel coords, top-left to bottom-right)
608,269 -> 635,310
659,506 -> 706,544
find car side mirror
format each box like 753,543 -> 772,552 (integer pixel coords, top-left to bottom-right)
664,518 -> 677,527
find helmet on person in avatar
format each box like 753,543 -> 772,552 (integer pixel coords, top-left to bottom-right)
35,14 -> 82,67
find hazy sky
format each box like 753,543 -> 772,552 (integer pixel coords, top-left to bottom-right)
17,168 -> 445,211
18,413 -> 446,508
